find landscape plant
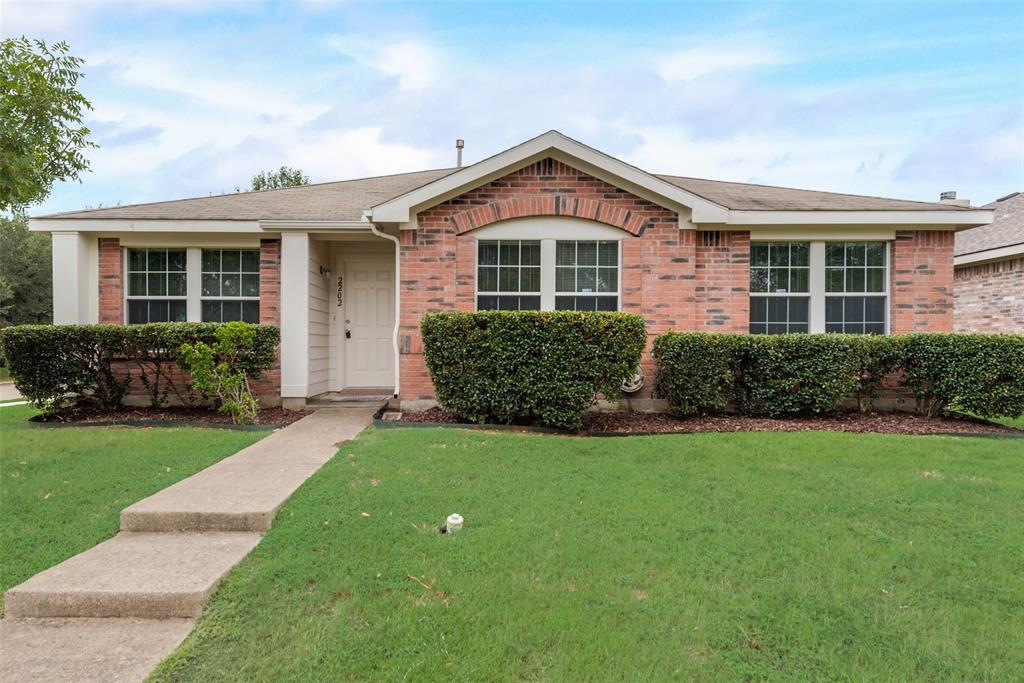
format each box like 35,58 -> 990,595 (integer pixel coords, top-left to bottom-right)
178,322 -> 264,424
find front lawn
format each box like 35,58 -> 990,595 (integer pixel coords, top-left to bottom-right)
153,428 -> 1024,681
0,405 -> 266,613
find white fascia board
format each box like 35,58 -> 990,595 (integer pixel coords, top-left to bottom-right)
722,210 -> 994,227
747,227 -> 897,241
258,220 -> 369,230
30,219 -> 262,233
369,130 -> 730,224
954,242 -> 1024,267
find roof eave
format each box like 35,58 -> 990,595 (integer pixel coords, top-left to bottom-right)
719,209 -> 994,227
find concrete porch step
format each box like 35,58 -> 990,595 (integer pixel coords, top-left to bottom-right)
0,617 -> 195,683
4,532 -> 260,619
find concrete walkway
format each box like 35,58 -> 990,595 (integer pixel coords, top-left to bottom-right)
0,406 -> 378,683
0,382 -> 21,402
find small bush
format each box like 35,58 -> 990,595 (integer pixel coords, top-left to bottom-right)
653,333 -> 744,416
850,335 -> 905,412
902,333 -> 1024,418
0,322 -> 279,412
421,311 -> 647,430
179,322 -> 262,424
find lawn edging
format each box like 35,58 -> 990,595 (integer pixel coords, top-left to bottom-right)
26,416 -> 284,431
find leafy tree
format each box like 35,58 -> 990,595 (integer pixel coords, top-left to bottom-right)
0,213 -> 52,326
250,166 -> 310,192
1,37 -> 96,212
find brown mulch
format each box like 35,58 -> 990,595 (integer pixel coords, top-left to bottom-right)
400,408 -> 1019,436
40,406 -> 311,427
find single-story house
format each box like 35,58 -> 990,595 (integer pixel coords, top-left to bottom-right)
31,131 -> 994,409
954,191 -> 1023,332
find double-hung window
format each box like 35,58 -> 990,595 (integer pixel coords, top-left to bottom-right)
749,242 -> 810,334
476,240 -> 541,310
476,232 -> 621,312
201,249 -> 261,323
825,242 -> 887,334
749,240 -> 888,334
126,249 -> 188,323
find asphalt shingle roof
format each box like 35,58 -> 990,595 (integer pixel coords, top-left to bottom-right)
955,192 -> 1024,257
39,164 -> 973,221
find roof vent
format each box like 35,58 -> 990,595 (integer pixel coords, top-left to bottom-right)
456,139 -> 465,168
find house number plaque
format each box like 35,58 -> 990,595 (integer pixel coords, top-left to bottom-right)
336,276 -> 344,308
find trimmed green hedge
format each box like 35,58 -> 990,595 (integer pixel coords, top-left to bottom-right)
653,332 -> 1024,419
421,311 -> 647,430
0,323 -> 279,411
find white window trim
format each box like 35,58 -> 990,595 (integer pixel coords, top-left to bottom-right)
124,247 -> 261,324
751,239 -> 889,334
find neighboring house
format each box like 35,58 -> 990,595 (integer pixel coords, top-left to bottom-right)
30,131 -> 993,409
954,191 -> 1023,332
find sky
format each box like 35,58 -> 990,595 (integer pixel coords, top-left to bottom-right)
3,0 -> 1023,215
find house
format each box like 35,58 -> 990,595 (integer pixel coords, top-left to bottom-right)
30,131 -> 993,410
954,191 -> 1023,332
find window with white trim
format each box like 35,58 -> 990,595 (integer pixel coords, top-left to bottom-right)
126,249 -> 188,323
476,240 -> 541,310
201,249 -> 261,323
555,240 -> 619,311
749,242 -> 809,334
825,242 -> 887,334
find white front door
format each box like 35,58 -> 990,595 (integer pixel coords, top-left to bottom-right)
344,260 -> 395,388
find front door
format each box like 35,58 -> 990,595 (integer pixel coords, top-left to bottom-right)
344,260 -> 395,388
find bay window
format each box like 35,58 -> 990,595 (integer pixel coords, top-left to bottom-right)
749,240 -> 888,334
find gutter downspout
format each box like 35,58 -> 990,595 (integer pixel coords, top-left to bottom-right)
369,221 -> 401,400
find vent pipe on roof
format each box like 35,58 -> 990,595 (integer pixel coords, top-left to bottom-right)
939,190 -> 971,207
456,139 -> 464,168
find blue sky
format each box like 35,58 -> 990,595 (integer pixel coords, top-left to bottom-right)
4,0 -> 1022,215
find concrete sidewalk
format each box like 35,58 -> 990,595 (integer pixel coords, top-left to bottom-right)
0,406 -> 378,683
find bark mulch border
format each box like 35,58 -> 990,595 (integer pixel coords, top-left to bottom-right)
373,406 -> 1024,439
25,407 -> 310,431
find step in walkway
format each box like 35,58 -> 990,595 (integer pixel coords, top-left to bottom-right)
0,405 -> 378,683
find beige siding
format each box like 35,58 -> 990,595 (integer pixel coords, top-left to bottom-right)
308,240 -> 331,396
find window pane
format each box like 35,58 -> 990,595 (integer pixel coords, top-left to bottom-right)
596,296 -> 618,311
222,250 -> 241,272
202,274 -> 220,297
167,273 -> 187,296
577,268 -> 596,293
556,267 -> 575,292
202,250 -> 220,272
149,300 -> 169,322
847,243 -> 866,267
864,296 -> 885,322
478,242 -> 498,266
826,243 -> 844,266
498,267 -> 518,292
168,250 -> 186,272
148,250 -> 167,271
169,300 -> 187,322
519,296 -> 542,311
865,242 -> 885,267
750,297 -> 767,322
825,322 -> 843,333
864,322 -> 885,335
242,300 -> 260,323
478,267 -> 498,292
598,241 -> 618,266
148,273 -> 166,296
499,242 -> 519,266
826,268 -> 844,292
789,297 -> 809,323
241,274 -> 260,297
477,295 -> 498,310
848,268 -> 866,293
220,300 -> 242,321
751,244 -> 769,267
577,242 -> 597,266
790,243 -> 809,267
769,243 -> 790,266
520,267 -> 541,292
520,242 -> 540,266
789,268 -> 809,293
129,250 -> 146,271
767,323 -> 788,335
201,300 -> 221,322
128,300 -> 147,324
222,274 -> 241,297
749,323 -> 767,335
866,268 -> 885,293
128,273 -> 147,296
845,297 -> 864,323
750,268 -> 768,293
241,250 -> 259,272
597,267 -> 617,293
768,297 -> 788,322
789,323 -> 809,333
769,268 -> 789,293
556,242 -> 576,265
826,297 -> 843,323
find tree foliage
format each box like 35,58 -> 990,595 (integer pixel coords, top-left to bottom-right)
250,166 -> 310,192
1,37 -> 96,212
0,214 -> 52,326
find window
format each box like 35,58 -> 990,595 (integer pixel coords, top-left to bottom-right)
201,249 -> 260,322
749,242 -> 809,334
126,249 -> 187,324
825,242 -> 887,334
555,240 -> 618,311
476,240 -> 541,310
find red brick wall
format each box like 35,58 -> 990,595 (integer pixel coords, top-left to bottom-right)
252,238 -> 282,399
98,238 -> 124,324
954,256 -> 1024,332
695,230 -> 750,332
890,230 -> 955,333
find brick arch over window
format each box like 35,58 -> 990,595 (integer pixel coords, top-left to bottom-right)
449,194 -> 649,236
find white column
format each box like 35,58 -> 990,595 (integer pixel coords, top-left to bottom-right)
280,232 -> 309,398
809,241 -> 826,333
540,239 -> 556,311
51,232 -> 92,323
186,247 -> 202,321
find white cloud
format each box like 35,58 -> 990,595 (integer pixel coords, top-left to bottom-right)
655,45 -> 783,83
326,35 -> 443,91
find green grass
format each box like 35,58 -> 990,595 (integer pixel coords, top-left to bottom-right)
988,415 -> 1024,430
152,428 -> 1024,682
0,405 -> 266,613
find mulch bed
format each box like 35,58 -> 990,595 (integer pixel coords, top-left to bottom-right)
35,406 -> 311,427
400,407 -> 1019,436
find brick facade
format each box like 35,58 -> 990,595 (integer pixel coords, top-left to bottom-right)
889,230 -> 955,333
954,257 -> 1024,332
98,237 -> 124,324
251,238 -> 282,399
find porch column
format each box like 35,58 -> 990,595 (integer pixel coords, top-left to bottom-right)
52,231 -> 98,324
280,232 -> 309,400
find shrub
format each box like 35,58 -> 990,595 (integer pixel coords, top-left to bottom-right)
653,333 -> 744,416
850,334 -> 906,412
421,311 -> 647,430
902,333 -> 1024,418
179,322 -> 263,424
0,322 -> 279,412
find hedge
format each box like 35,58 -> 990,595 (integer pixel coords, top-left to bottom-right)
421,311 -> 647,430
0,323 -> 279,411
653,332 -> 1024,419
